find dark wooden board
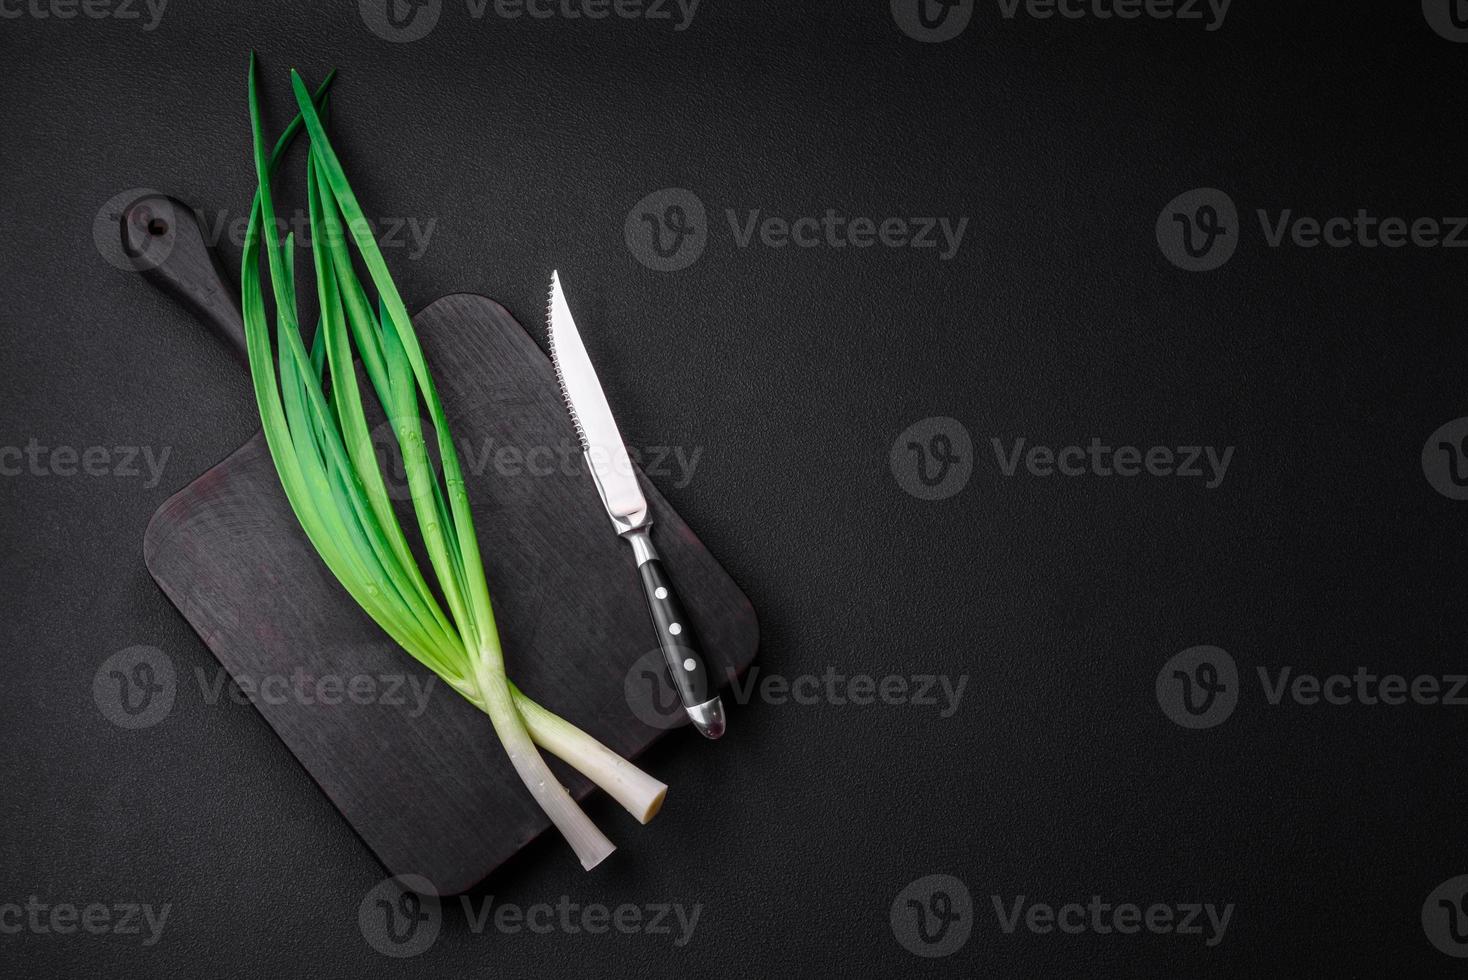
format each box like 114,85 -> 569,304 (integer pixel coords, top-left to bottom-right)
128,195 -> 758,894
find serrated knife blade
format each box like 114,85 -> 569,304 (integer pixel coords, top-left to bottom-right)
547,270 -> 646,521
546,271 -> 725,739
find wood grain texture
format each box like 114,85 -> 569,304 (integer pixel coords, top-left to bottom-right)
142,293 -> 758,893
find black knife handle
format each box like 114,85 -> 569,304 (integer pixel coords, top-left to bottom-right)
637,557 -> 713,708
623,524 -> 720,737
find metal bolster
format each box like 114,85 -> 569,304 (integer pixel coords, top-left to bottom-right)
621,525 -> 659,566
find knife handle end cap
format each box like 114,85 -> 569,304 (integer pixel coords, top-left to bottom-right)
687,696 -> 725,739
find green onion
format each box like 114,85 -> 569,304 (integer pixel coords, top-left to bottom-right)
240,56 -> 665,870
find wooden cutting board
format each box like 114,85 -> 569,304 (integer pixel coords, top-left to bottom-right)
125,194 -> 758,894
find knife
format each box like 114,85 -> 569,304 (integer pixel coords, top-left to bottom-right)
547,271 -> 725,739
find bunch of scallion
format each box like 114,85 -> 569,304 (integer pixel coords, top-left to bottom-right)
240,56 -> 664,870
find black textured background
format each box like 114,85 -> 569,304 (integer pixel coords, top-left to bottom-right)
4,1 -> 1468,975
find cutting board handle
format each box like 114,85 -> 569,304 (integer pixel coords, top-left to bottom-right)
122,194 -> 248,364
